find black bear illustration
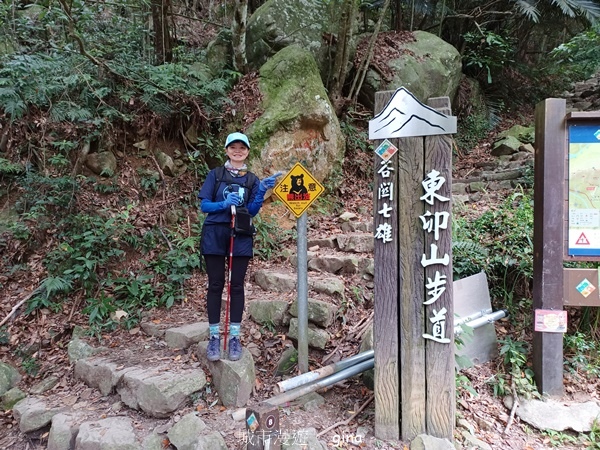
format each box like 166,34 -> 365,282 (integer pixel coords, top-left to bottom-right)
290,174 -> 308,195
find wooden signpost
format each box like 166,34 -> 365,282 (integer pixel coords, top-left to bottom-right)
534,99 -> 600,395
370,88 -> 456,441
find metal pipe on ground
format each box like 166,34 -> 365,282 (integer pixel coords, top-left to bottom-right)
277,310 -> 508,394
231,359 -> 375,421
276,349 -> 374,393
231,309 -> 508,421
454,308 -> 492,327
454,309 -> 508,336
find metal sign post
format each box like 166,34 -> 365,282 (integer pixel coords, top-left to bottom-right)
296,212 -> 308,373
273,162 -> 325,373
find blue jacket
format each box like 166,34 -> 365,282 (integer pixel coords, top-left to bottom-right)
198,167 -> 266,256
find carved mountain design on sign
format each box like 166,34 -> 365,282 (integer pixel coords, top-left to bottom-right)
369,87 -> 457,139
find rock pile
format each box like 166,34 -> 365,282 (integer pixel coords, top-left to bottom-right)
565,71 -> 600,112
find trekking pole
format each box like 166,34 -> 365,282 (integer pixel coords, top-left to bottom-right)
224,204 -> 236,352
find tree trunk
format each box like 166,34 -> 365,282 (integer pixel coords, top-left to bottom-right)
328,0 -> 358,115
392,0 -> 403,31
152,0 -> 172,64
249,0 -> 262,14
348,0 -> 391,104
232,0 -> 249,73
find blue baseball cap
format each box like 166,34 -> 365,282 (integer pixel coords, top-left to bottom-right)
225,132 -> 250,149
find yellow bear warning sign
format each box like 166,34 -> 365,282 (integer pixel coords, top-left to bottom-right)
273,162 -> 324,218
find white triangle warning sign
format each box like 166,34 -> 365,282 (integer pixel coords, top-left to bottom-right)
576,232 -> 590,245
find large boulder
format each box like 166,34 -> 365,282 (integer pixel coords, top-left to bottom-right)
246,0 -> 342,78
0,362 -> 21,396
204,29 -> 232,77
360,30 -> 462,108
248,46 -> 345,184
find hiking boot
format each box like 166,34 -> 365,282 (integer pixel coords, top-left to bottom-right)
228,336 -> 242,361
207,336 -> 221,362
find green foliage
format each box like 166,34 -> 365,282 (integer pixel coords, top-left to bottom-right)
456,373 -> 478,398
26,277 -> 71,314
542,429 -> 578,447
497,336 -> 540,399
0,0 -> 235,175
452,238 -> 489,281
550,23 -> 600,79
15,173 -> 79,225
19,203 -> 204,329
0,326 -> 9,345
0,53 -> 98,121
455,112 -> 492,155
453,192 -> 534,313
462,29 -> 516,84
341,115 -> 373,182
13,343 -> 41,376
144,230 -> 202,309
0,157 -> 25,176
253,214 -> 292,261
137,169 -> 160,196
454,322 -> 475,369
93,180 -> 121,194
187,133 -> 222,178
486,372 -> 509,397
21,356 -> 40,377
583,419 -> 600,449
261,318 -> 277,334
83,292 -> 117,330
6,221 -> 31,242
564,331 -> 600,376
43,210 -> 133,300
20,206 -> 136,326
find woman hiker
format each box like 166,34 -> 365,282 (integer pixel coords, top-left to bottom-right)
198,132 -> 280,361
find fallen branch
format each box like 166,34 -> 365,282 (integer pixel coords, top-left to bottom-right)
316,394 -> 374,437
149,153 -> 167,203
503,385 -> 519,435
159,227 -> 174,251
348,312 -> 370,333
0,291 -> 37,327
321,345 -> 340,365
354,312 -> 374,340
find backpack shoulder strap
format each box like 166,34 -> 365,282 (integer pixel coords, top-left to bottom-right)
212,166 -> 227,201
246,172 -> 258,189
212,167 -> 258,202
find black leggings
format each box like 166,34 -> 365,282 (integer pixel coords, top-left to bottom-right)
204,254 -> 251,324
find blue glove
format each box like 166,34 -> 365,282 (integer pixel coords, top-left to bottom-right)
224,192 -> 243,207
260,172 -> 283,190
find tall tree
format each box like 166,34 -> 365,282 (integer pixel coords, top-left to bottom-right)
232,0 -> 249,73
392,0 -> 404,31
348,0 -> 391,105
328,0 -> 359,114
152,0 -> 173,64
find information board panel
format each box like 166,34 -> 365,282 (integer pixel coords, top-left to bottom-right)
568,123 -> 600,256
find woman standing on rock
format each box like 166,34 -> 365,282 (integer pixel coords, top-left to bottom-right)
198,132 -> 280,361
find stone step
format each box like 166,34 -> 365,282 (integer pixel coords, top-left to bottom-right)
308,232 -> 374,253
74,357 -> 207,417
253,268 -> 346,296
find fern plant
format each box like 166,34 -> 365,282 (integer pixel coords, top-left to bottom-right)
0,157 -> 24,176
452,240 -> 489,281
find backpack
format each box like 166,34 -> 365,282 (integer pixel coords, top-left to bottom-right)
211,166 -> 258,204
212,166 -> 258,236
